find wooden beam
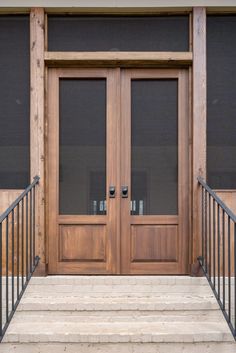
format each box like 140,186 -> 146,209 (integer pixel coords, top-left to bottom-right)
30,8 -> 46,274
44,51 -> 193,67
192,7 -> 207,265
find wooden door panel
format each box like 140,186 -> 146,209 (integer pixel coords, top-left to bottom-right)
59,225 -> 106,262
131,225 -> 178,262
120,69 -> 189,274
48,68 -> 120,274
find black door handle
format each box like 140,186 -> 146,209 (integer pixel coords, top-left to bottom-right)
109,186 -> 116,198
121,186 -> 128,198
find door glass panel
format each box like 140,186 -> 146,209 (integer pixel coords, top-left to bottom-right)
131,79 -> 178,215
59,79 -> 106,215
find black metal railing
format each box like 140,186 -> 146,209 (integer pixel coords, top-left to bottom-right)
0,176 -> 40,342
198,176 -> 236,339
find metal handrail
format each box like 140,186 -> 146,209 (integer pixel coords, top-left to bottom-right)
198,176 -> 236,339
0,176 -> 40,342
197,177 -> 236,222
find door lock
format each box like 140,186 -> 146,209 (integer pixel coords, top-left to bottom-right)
121,186 -> 128,198
109,186 -> 116,198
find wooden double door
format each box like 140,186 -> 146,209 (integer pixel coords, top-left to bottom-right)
48,68 -> 189,274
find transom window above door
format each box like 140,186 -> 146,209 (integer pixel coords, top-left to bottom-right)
47,15 -> 189,52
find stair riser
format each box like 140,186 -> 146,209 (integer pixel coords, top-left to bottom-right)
30,276 -> 209,286
12,310 -> 223,322
1,343 -> 235,353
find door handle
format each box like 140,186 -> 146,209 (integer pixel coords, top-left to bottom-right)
121,186 -> 128,198
109,186 -> 116,198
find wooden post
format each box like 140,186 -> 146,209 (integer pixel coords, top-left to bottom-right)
192,7 -> 207,271
30,8 -> 45,275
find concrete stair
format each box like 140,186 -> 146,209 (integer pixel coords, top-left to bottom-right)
0,276 -> 235,352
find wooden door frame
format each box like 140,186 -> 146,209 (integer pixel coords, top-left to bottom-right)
120,68 -> 190,274
46,66 -> 191,275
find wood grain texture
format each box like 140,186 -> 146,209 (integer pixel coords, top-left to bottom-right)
30,8 -> 45,266
120,69 -> 189,274
47,68 -> 119,274
0,191 -> 23,214
59,225 -> 106,262
45,51 -> 193,67
203,191 -> 236,275
0,190 -> 33,275
131,225 -> 177,262
0,191 -> 22,274
192,7 -> 207,264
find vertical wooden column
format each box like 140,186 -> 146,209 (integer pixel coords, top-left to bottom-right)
192,7 -> 207,269
30,8 -> 45,274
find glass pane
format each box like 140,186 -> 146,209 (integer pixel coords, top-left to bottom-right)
0,16 -> 30,188
48,15 -> 189,52
207,16 -> 236,189
59,79 -> 106,215
131,80 -> 178,215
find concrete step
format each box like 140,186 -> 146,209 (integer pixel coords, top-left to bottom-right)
1,342 -> 235,353
18,293 -> 218,311
30,276 -> 208,286
3,320 -> 233,343
12,310 -> 224,323
26,284 -> 212,295
1,276 -> 234,353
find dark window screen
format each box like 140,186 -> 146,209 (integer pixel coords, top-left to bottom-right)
0,16 -> 30,189
131,79 -> 178,215
48,15 -> 189,52
207,16 -> 236,189
59,79 -> 106,215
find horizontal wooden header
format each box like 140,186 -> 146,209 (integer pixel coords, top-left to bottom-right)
45,52 -> 193,67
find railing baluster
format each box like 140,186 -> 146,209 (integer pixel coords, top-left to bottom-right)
201,185 -> 204,267
11,211 -> 14,312
209,194 -> 212,280
234,223 -> 236,335
213,200 -> 216,289
21,199 -> 24,290
26,194 -> 28,281
205,189 -> 208,272
30,190 -> 32,273
228,216 -> 231,323
222,210 -> 225,311
17,204 -> 20,300
217,204 -> 220,301
6,216 -> 9,323
33,186 -> 36,266
0,222 -> 2,338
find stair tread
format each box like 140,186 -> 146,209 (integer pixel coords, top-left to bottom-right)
4,321 -> 233,343
12,310 -> 224,322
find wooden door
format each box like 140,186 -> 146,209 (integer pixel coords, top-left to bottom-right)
47,68 -> 189,275
48,68 -> 120,274
120,69 -> 189,274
